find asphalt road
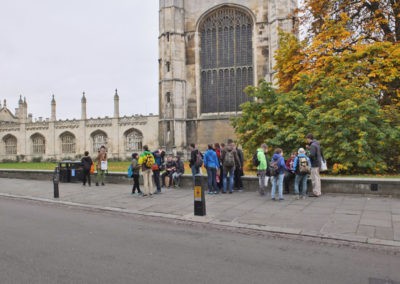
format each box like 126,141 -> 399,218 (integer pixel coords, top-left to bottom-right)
0,198 -> 399,284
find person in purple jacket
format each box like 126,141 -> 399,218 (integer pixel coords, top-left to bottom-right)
270,148 -> 287,201
203,144 -> 220,194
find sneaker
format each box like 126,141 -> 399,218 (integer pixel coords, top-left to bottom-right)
222,191 -> 227,194
95,183 -> 99,186
271,197 -> 276,201
214,191 -> 219,195
101,183 -> 105,186
295,195 -> 300,200
279,198 -> 284,201
238,189 -> 243,192
208,191 -> 213,195
142,194 -> 148,197
229,191 -> 233,194
301,195 -> 306,200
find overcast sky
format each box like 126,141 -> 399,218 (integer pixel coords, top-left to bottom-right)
0,0 -> 159,120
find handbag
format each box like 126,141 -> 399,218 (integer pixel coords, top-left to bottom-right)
320,159 -> 328,172
100,160 -> 108,171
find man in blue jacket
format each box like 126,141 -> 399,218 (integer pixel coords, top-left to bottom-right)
203,144 -> 220,194
270,148 -> 287,201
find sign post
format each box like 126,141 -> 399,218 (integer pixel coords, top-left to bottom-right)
194,175 -> 206,216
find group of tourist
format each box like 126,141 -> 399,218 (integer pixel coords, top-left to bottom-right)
255,133 -> 323,200
79,133 -> 323,200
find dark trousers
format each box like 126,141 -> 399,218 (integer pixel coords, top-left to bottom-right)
153,170 -> 161,192
284,172 -> 295,193
234,168 -> 243,190
132,174 -> 141,193
161,171 -> 174,187
82,169 -> 91,186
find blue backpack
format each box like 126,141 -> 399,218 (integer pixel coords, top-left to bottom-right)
127,165 -> 133,178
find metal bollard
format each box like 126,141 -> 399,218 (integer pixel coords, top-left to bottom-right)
53,166 -> 60,198
194,175 -> 206,216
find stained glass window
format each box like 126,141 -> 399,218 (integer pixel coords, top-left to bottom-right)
200,7 -> 254,113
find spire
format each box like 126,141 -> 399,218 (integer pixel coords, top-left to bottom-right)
114,89 -> 119,118
23,97 -> 27,107
51,94 -> 56,121
3,99 -> 6,107
81,91 -> 87,120
19,95 -> 23,105
81,91 -> 86,103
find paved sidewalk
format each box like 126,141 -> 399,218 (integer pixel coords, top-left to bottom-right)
1,178 -> 399,247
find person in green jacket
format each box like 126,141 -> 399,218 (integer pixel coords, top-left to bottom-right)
257,143 -> 268,196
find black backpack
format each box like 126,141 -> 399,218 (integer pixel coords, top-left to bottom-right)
252,152 -> 260,167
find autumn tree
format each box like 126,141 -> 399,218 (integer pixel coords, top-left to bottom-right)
234,1 -> 400,174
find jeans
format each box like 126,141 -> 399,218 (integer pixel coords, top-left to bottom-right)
223,167 -> 235,193
271,173 -> 284,199
172,172 -> 182,186
152,170 -> 161,192
206,167 -> 218,193
294,174 -> 308,196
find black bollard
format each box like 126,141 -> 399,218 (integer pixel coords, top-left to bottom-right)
194,175 -> 206,216
53,166 -> 60,198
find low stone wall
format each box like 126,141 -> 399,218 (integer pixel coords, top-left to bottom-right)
0,169 -> 399,197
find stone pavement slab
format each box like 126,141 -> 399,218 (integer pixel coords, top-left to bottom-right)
0,177 -> 399,248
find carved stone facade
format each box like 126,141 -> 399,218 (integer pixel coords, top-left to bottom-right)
0,92 -> 159,161
158,0 -> 297,151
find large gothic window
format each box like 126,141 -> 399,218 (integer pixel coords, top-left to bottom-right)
31,133 -> 45,155
3,135 -> 17,155
200,7 -> 254,113
60,132 -> 76,154
92,131 -> 107,154
125,129 -> 143,152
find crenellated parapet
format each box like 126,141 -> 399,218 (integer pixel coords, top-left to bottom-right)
55,119 -> 80,129
85,117 -> 113,128
118,115 -> 148,126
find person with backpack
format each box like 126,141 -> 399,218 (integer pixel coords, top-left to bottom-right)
81,151 -> 93,187
221,139 -> 241,194
293,148 -> 311,200
284,151 -> 297,194
130,153 -> 142,195
189,143 -> 203,184
270,148 -> 287,201
254,143 -> 268,196
138,145 -> 155,197
203,144 -> 220,194
234,144 -> 244,192
152,149 -> 164,194
172,156 -> 184,187
306,133 -> 322,197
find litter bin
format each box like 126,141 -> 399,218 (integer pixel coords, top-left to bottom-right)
58,160 -> 84,183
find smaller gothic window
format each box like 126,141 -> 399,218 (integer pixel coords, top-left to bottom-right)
126,130 -> 143,152
61,133 -> 76,154
32,134 -> 45,155
166,92 -> 171,103
4,135 -> 17,155
92,132 -> 107,154
166,61 -> 171,72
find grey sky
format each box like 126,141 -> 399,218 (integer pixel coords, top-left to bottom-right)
0,0 -> 159,120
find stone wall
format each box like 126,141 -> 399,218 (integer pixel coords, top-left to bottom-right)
1,169 -> 399,197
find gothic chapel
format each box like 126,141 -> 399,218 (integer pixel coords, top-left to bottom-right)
158,0 -> 297,151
